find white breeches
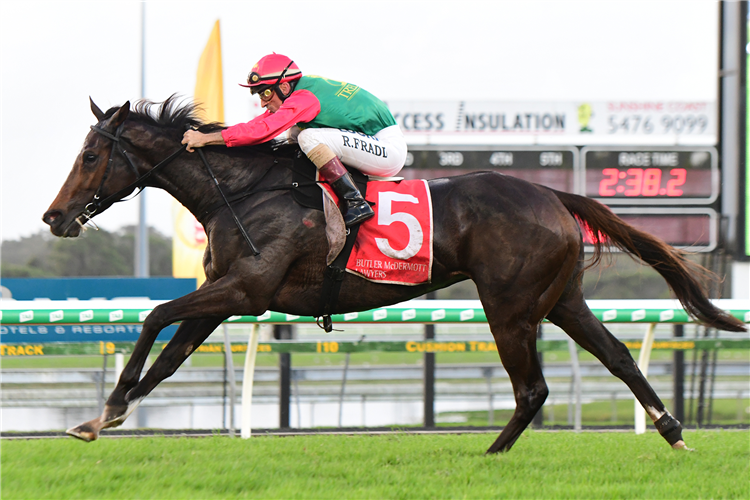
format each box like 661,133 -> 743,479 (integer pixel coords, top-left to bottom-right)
292,125 -> 407,177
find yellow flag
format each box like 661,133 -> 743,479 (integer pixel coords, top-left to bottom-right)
173,20 -> 224,286
194,20 -> 224,124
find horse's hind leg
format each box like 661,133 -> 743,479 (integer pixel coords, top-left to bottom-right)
469,225 -> 580,453
474,260 -> 569,453
483,317 -> 548,454
546,285 -> 687,450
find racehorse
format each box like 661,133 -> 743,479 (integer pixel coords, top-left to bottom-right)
43,96 -> 745,453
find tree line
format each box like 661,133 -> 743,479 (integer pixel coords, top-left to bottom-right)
1,227 -> 173,278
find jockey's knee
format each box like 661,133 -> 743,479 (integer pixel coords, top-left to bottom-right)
287,125 -> 301,143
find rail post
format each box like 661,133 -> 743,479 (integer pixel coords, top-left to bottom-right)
222,324 -> 237,437
673,324 -> 685,422
114,352 -> 124,386
635,323 -> 656,434
423,292 -> 436,427
275,324 -> 293,428
98,353 -> 107,415
338,352 -> 351,427
240,324 -> 260,439
567,338 -> 582,431
483,367 -> 494,426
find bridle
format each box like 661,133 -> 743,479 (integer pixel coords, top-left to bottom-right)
82,121 -> 261,256
77,122 -> 186,227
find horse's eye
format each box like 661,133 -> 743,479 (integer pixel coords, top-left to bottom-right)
83,153 -> 97,164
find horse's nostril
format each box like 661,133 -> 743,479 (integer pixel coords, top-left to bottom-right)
43,210 -> 62,226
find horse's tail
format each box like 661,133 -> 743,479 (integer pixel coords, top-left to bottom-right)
552,189 -> 746,332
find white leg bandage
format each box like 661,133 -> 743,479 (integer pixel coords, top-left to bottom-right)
307,144 -> 337,169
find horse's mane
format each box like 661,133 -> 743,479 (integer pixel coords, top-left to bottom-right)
103,94 -> 225,134
102,94 -> 299,158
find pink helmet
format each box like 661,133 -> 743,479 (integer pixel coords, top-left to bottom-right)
240,53 -> 302,93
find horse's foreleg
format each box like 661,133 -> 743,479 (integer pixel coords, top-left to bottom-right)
125,317 -> 225,405
66,310 -> 176,442
546,293 -> 688,450
67,274 -> 257,442
66,317 -> 224,442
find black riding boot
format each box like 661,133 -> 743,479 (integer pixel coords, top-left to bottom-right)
330,171 -> 374,227
319,156 -> 374,227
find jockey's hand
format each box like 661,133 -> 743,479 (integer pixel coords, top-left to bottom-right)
182,130 -> 204,152
182,130 -> 225,152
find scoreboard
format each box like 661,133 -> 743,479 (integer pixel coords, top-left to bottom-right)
402,147 -> 578,193
403,146 -> 719,252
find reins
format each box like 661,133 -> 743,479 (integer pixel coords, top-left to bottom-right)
198,155 -> 322,219
84,122 -> 295,257
196,148 -> 260,256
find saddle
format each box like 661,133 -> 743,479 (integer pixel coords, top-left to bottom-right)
289,150 -> 368,211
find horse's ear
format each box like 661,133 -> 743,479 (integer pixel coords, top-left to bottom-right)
90,97 -> 105,121
108,101 -> 130,128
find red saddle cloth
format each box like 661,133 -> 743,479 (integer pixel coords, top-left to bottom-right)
324,178 -> 433,285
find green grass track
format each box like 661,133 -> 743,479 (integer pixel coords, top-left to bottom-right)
2,430 -> 748,499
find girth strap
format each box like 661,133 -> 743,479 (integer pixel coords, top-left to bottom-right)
317,223 -> 362,332
316,170 -> 368,332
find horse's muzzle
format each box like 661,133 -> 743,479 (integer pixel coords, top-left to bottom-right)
42,209 -> 81,237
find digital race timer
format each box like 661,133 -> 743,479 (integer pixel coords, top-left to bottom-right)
583,147 -> 718,205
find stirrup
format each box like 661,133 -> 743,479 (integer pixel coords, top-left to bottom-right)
343,201 -> 374,227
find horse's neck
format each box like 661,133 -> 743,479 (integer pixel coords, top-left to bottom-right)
147,145 -> 290,225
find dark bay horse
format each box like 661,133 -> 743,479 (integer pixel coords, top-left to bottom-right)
43,97 -> 745,453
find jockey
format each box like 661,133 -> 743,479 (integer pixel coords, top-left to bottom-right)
182,53 -> 407,227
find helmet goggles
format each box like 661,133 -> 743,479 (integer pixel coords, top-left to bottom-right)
240,54 -> 301,103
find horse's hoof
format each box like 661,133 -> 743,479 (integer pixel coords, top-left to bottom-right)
671,440 -> 694,451
66,421 -> 101,442
65,404 -> 130,442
